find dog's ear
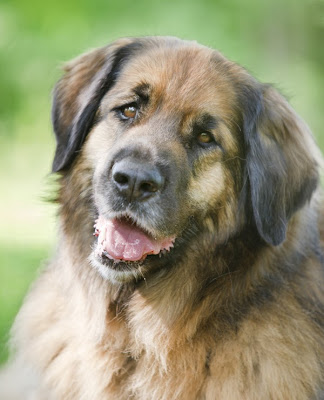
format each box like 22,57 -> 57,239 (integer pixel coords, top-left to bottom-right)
241,83 -> 320,246
52,38 -> 142,172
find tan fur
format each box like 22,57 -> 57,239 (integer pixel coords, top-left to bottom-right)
1,37 -> 324,400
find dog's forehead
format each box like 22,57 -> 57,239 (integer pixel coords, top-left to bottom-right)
111,43 -> 237,116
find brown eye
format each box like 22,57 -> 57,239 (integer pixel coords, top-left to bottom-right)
120,105 -> 137,119
197,132 -> 214,145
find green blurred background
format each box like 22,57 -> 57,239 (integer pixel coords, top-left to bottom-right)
0,0 -> 323,363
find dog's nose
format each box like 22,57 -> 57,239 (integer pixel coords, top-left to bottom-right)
112,159 -> 165,201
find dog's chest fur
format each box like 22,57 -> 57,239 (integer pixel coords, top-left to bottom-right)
12,255 -> 323,400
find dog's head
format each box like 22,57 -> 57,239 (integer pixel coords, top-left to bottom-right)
52,37 -> 320,283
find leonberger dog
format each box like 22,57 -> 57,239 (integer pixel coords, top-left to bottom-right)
1,36 -> 324,399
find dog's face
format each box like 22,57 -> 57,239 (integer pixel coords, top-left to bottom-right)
52,37 -> 319,283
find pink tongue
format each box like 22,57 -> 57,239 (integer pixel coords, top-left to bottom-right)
94,216 -> 174,262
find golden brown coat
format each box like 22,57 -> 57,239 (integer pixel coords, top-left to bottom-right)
1,36 -> 324,400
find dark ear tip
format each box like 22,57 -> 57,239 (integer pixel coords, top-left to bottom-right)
52,163 -> 61,173
52,149 -> 69,173
257,223 -> 287,247
52,157 -> 60,173
263,233 -> 286,247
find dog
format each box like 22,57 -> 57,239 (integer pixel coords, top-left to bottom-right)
1,36 -> 324,399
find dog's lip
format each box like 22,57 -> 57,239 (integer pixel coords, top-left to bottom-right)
94,212 -> 170,240
93,214 -> 176,262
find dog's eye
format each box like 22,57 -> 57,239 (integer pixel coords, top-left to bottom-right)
119,104 -> 138,120
197,132 -> 214,146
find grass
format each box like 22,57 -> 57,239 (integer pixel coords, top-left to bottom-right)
0,244 -> 51,364
0,142 -> 56,364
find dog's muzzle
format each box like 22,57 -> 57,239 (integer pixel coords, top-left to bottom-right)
92,147 -> 178,263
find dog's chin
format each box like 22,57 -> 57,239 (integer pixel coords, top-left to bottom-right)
89,253 -> 144,284
89,245 -> 175,284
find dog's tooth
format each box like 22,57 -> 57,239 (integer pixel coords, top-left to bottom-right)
93,228 -> 99,237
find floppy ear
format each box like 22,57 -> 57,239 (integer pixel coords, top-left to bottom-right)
241,84 -> 320,246
52,38 -> 142,172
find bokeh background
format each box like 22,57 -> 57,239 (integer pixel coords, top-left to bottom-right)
0,0 -> 323,363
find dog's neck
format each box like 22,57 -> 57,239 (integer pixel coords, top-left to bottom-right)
56,205 -> 317,350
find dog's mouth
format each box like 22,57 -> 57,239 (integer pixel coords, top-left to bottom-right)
94,215 -> 176,263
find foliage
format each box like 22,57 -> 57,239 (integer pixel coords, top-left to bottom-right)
0,0 -> 323,363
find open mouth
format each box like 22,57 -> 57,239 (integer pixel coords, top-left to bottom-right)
94,215 -> 176,263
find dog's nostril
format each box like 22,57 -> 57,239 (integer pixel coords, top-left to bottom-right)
113,172 -> 129,186
140,181 -> 158,193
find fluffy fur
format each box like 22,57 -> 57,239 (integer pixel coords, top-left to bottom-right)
1,36 -> 324,400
